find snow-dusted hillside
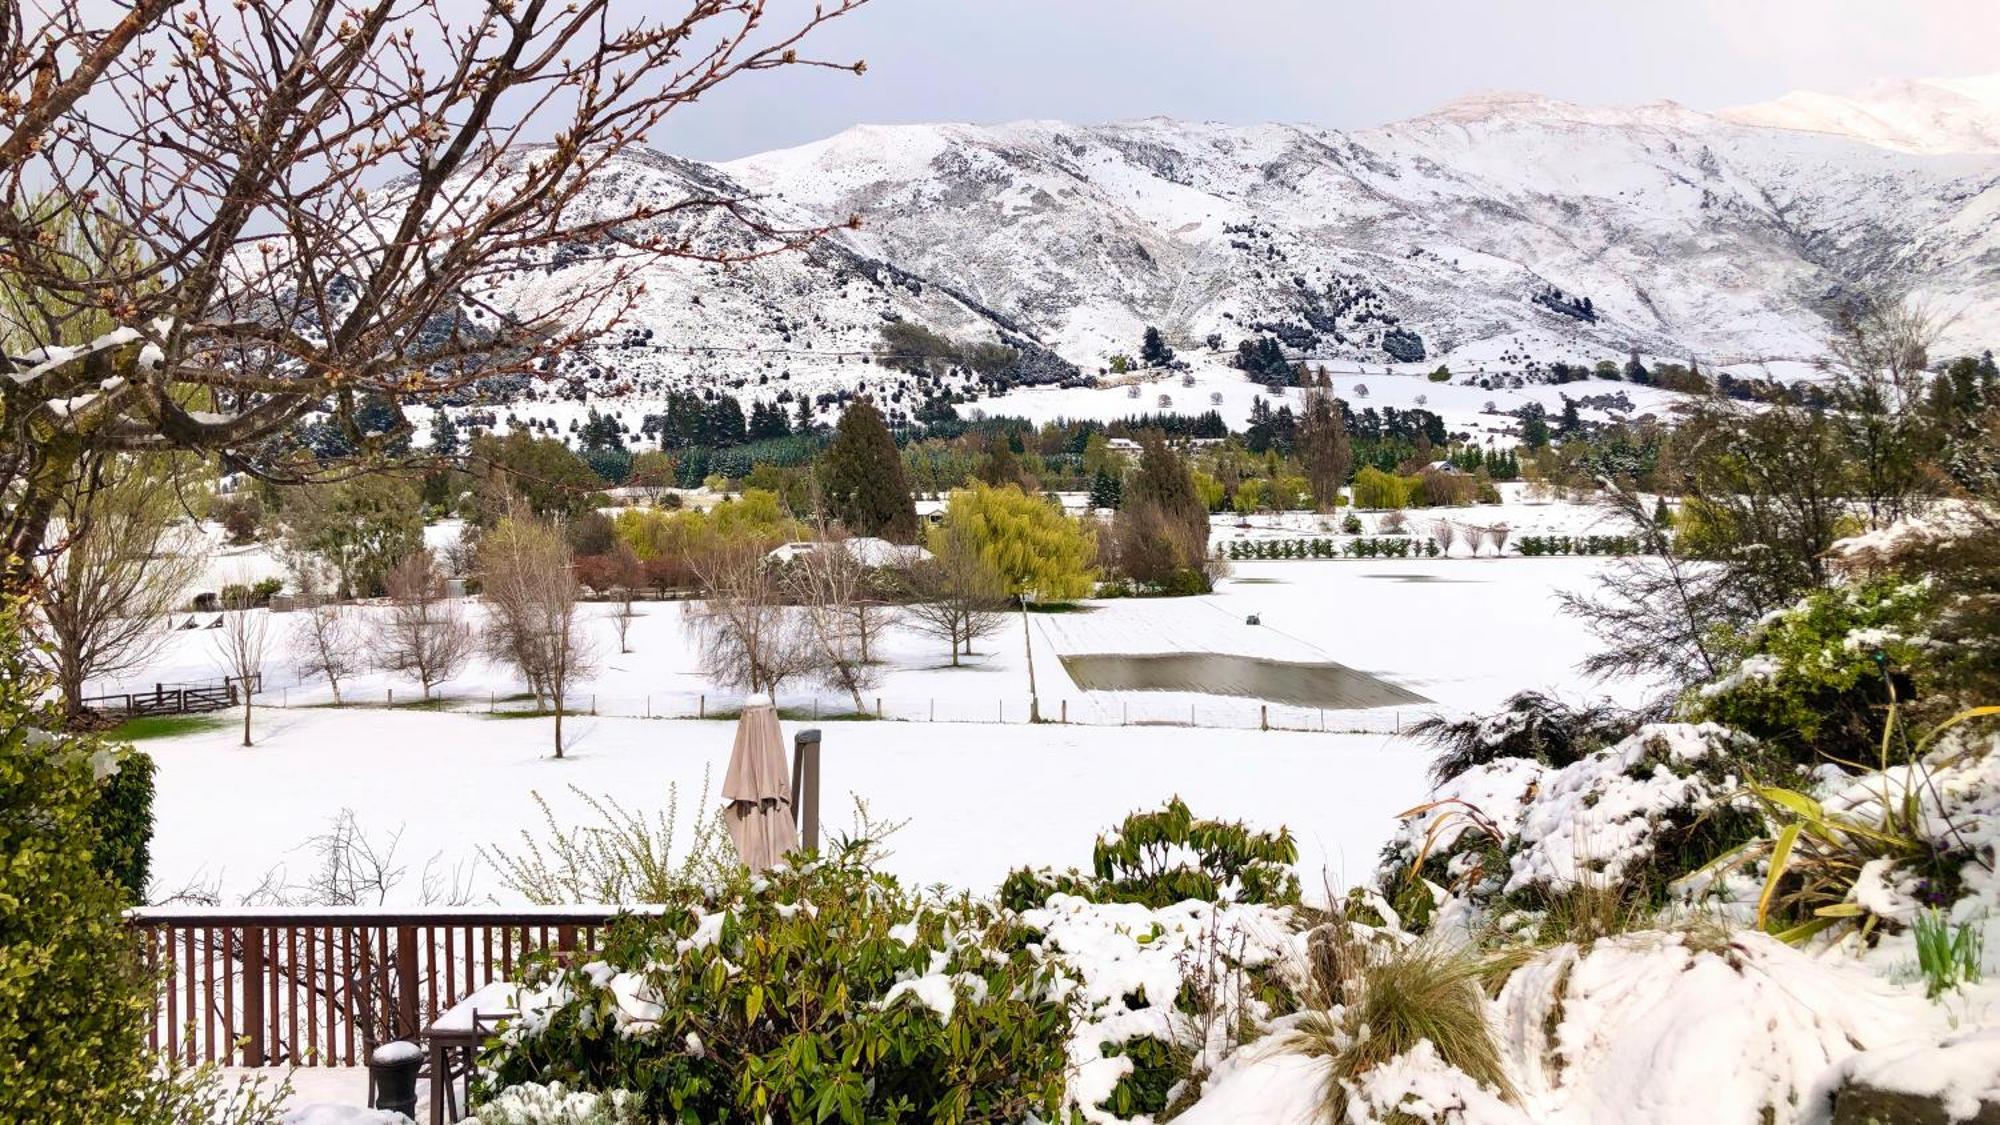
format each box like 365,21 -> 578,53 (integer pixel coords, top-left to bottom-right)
445,74 -> 2000,435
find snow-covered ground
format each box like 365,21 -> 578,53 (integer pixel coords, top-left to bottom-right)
147,708 -> 1429,908
111,551 -> 1637,728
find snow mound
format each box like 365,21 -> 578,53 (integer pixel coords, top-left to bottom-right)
1493,931 -> 1929,1125
1804,1025 -> 2000,1125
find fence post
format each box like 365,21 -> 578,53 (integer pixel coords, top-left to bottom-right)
242,926 -> 265,1066
874,696 -> 881,718
929,698 -> 935,722
1123,702 -> 1128,726
645,695 -> 651,719
1260,705 -> 1268,732
699,694 -> 705,720
590,694 -> 597,716
791,729 -> 822,852
387,688 -> 393,709
1060,699 -> 1067,724
394,926 -> 418,1039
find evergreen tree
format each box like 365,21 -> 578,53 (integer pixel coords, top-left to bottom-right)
1140,326 -> 1174,366
1088,468 -> 1123,510
579,409 -> 626,453
795,393 -> 816,435
747,400 -> 793,441
818,398 -> 918,542
704,394 -> 747,448
429,409 -> 461,456
1555,396 -> 1582,441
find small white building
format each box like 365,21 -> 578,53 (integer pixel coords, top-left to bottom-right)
767,537 -> 932,568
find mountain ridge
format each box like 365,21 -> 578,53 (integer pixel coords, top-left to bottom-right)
452,75 -> 2000,427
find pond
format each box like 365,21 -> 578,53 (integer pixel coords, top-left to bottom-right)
1059,652 -> 1431,709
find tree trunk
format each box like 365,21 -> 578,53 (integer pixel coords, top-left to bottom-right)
242,696 -> 253,748
552,689 -> 564,759
1,432 -> 82,600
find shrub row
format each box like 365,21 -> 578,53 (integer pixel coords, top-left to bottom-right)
1514,534 -> 1640,556
1223,537 -> 1439,560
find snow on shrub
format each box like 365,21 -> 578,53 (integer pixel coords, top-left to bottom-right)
1021,895 -> 1304,1122
463,1081 -> 641,1124
1383,724 -> 1765,925
1000,797 -> 1301,913
1689,580 -> 1935,762
476,854 -> 1073,1123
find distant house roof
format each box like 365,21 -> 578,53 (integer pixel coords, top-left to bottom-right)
1424,460 -> 1465,475
767,537 -> 931,567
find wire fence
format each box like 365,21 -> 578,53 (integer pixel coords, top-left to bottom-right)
266,686 -> 1438,736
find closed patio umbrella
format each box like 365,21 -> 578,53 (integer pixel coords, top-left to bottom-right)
721,694 -> 798,872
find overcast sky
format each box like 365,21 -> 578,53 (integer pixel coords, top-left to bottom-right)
649,0 -> 2000,160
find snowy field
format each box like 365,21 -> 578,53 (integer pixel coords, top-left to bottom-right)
147,709 -> 1430,908
134,545 -> 1643,907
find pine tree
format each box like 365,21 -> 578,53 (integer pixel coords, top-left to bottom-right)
429,410 -> 461,456
818,398 -> 918,542
1141,326 -> 1174,366
795,393 -> 816,435
1088,468 -> 1123,511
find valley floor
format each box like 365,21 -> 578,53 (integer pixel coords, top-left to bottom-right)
147,708 -> 1429,907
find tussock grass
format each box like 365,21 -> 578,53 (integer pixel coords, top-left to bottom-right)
1288,912 -> 1516,1120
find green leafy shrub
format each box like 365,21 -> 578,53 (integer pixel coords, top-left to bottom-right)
477,853 -> 1073,1123
89,747 -> 155,900
1100,1036 -> 1177,1118
1000,797 -> 1300,911
1689,580 -> 1934,764
1409,691 -> 1637,785
0,609 -> 155,1122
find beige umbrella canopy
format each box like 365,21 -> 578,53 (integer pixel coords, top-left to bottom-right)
721,694 -> 798,872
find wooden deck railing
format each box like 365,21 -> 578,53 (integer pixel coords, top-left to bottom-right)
126,907 -> 645,1067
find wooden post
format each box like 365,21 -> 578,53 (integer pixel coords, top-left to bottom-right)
387,688 -> 394,709
929,698 -> 935,722
394,927 -> 418,1039
699,694 -> 705,719
874,696 -> 881,718
242,926 -> 265,1066
1260,705 -> 1269,732
1123,701 -> 1129,726
590,694 -> 597,716
645,695 -> 651,719
791,730 -> 822,852
1060,699 -> 1067,724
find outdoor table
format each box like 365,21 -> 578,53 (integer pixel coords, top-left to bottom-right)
422,980 -> 520,1124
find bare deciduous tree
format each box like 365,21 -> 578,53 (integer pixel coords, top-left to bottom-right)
1430,521 -> 1458,557
0,0 -> 870,598
902,522 -> 1006,667
378,549 -> 472,701
26,455 -> 208,719
480,513 -> 594,756
688,537 -> 816,697
212,586 -> 270,747
787,536 -> 882,713
608,540 -> 644,655
288,566 -> 360,705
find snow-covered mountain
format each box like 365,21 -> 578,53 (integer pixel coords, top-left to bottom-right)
458,74 -> 2000,431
